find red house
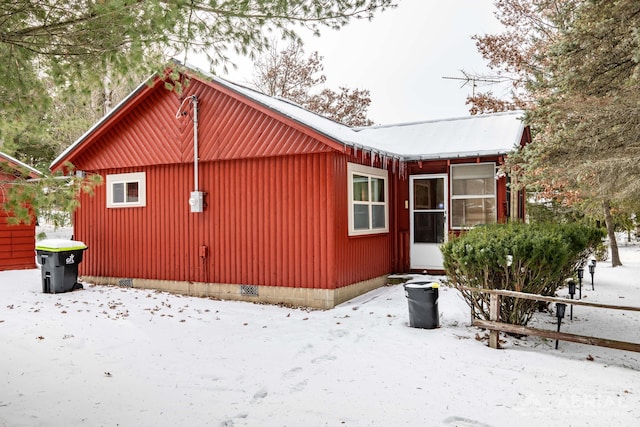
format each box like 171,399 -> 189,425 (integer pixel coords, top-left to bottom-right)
50,66 -> 528,308
0,151 -> 41,271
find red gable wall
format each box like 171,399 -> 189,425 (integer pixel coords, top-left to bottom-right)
66,77 -> 337,171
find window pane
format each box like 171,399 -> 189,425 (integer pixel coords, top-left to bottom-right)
353,204 -> 370,229
414,212 -> 445,243
452,164 -> 494,179
453,178 -> 494,196
347,164 -> 388,235
414,178 -> 444,210
126,182 -> 139,203
372,205 -> 385,229
353,174 -> 369,202
113,183 -> 124,203
452,164 -> 495,196
106,172 -> 146,208
451,198 -> 497,228
371,178 -> 385,202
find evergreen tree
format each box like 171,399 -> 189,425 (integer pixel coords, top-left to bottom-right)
468,0 -> 638,266
1,0 -> 394,104
523,0 -> 640,266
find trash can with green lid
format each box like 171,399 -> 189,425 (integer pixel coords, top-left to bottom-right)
36,239 -> 88,293
404,282 -> 440,329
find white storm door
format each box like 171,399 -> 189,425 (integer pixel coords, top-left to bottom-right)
410,175 -> 448,270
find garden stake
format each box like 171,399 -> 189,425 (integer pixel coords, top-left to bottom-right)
555,303 -> 567,350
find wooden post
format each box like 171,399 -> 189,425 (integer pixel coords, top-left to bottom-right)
489,293 -> 500,349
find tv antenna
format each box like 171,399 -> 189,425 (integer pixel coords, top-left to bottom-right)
442,70 -> 503,97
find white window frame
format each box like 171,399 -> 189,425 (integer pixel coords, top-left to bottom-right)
106,172 -> 146,208
450,163 -> 497,230
347,162 -> 389,236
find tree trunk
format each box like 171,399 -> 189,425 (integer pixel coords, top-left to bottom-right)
603,199 -> 622,267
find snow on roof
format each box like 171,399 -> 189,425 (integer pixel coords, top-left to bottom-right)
0,151 -> 42,177
354,111 -> 525,160
204,64 -> 525,160
212,74 -> 525,159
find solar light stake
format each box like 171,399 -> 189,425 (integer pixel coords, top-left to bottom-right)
555,303 -> 567,350
568,280 -> 576,320
588,262 -> 595,291
577,267 -> 584,299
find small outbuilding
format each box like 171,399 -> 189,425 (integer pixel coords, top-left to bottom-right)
0,151 -> 41,271
50,65 -> 529,308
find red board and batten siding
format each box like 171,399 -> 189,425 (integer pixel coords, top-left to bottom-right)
70,77 -> 392,289
0,171 -> 37,271
74,152 -> 391,289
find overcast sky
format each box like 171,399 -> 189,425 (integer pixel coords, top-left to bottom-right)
217,0 -> 506,125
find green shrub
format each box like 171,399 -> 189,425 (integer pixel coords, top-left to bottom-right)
441,222 -> 605,326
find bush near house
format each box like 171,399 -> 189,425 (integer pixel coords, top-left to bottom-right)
441,222 -> 605,327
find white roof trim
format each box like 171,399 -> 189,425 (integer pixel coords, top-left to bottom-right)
0,151 -> 42,176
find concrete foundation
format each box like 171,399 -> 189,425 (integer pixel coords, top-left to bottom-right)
80,275 -> 389,309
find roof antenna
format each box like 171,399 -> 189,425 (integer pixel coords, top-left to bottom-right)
442,70 -> 502,97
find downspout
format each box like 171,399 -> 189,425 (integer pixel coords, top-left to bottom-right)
393,159 -> 399,272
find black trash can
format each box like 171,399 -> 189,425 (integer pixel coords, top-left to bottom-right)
36,239 -> 88,294
404,282 -> 440,329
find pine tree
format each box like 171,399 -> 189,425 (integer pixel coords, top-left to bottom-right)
524,0 -> 640,266
468,0 -> 637,266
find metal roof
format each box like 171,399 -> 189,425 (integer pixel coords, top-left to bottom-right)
199,68 -> 525,161
50,62 -> 526,170
354,111 -> 525,161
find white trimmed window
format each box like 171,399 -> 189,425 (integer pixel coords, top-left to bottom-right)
347,163 -> 388,236
451,163 -> 496,229
106,172 -> 146,208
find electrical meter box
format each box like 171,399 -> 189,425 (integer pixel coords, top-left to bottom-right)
189,191 -> 204,213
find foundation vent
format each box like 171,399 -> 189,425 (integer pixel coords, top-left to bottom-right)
118,278 -> 133,288
240,285 -> 259,297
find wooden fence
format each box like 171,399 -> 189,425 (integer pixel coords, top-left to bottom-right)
463,287 -> 640,353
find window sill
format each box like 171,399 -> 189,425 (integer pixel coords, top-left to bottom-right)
348,230 -> 389,238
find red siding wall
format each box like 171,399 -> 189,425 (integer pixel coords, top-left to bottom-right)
75,149 -> 394,289
75,152 -> 340,288
332,154 -> 394,287
0,174 -> 36,271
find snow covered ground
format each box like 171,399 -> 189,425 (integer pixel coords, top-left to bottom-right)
1,231 -> 640,426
